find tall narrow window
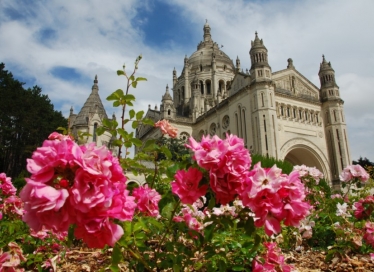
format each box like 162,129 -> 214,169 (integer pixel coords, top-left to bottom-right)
261,93 -> 265,107
93,123 -> 98,143
270,93 -> 273,107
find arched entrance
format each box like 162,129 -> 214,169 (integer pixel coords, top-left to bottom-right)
280,139 -> 331,181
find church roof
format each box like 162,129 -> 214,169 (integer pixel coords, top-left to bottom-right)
73,75 -> 108,126
187,21 -> 235,71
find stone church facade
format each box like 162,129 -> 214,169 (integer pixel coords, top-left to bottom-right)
136,22 -> 352,186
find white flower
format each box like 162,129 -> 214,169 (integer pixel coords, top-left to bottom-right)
336,202 -> 351,218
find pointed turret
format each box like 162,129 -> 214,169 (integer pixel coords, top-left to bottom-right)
73,75 -> 108,126
162,84 -> 173,102
236,56 -> 241,72
319,55 -> 338,88
249,32 -> 272,82
160,84 -> 175,120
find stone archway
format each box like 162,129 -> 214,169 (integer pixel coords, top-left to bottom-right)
280,138 -> 331,181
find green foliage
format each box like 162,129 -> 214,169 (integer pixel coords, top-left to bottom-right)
0,63 -> 67,178
156,137 -> 191,162
251,153 -> 294,173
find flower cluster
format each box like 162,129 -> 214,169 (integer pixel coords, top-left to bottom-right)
241,163 -> 311,236
364,222 -> 374,248
173,200 -> 208,233
173,135 -> 310,237
252,242 -> 293,272
0,242 -> 26,272
185,134 -> 251,204
0,173 -> 24,220
340,164 -> 370,183
353,195 -> 374,220
293,164 -> 324,184
154,119 -> 178,138
20,132 -> 136,248
133,185 -> 161,218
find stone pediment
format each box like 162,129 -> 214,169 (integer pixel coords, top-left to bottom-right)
273,70 -> 320,100
229,73 -> 250,96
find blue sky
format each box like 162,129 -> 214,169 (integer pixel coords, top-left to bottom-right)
1,0 -> 374,162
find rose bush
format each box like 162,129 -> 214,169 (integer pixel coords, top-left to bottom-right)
0,56 -> 373,271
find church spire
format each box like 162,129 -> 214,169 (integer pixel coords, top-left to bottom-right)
203,19 -> 212,42
92,75 -> 99,93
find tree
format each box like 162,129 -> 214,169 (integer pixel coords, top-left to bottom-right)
0,63 -> 67,178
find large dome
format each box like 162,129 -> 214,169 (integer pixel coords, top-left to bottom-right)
187,21 -> 235,72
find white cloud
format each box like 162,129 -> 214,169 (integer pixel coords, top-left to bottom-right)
1,0 -> 373,161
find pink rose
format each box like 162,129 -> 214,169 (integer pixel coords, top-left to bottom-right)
74,218 -> 124,248
340,164 -> 370,183
154,119 -> 178,138
0,173 -> 17,196
20,179 -> 71,232
172,168 -> 207,204
133,185 -> 161,217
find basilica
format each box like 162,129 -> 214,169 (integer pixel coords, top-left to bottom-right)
135,21 -> 351,186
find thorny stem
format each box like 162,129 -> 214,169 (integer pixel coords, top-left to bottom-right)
118,67 -> 137,160
155,199 -> 181,262
127,247 -> 152,271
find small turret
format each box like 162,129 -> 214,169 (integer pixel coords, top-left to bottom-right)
318,55 -> 338,88
236,56 -> 241,72
249,32 -> 272,82
203,19 -> 212,42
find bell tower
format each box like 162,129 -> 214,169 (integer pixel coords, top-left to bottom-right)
319,55 -> 351,186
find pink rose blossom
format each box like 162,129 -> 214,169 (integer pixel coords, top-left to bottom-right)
252,242 -> 293,272
364,221 -> 374,248
172,168 -> 208,204
133,185 -> 161,217
340,164 -> 370,183
20,179 -> 71,232
0,173 -> 17,196
186,134 -> 251,204
353,195 -> 374,219
241,164 -> 310,236
74,218 -> 124,248
154,119 -> 178,138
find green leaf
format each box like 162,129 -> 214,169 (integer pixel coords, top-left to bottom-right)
129,109 -> 135,119
142,118 -> 154,126
96,126 -> 106,136
161,202 -> 174,218
160,145 -> 172,159
132,120 -> 139,129
109,243 -> 122,272
117,70 -> 125,76
130,138 -> 143,147
231,265 -> 245,271
129,75 -> 135,81
113,100 -> 120,107
136,77 -> 147,82
124,94 -> 135,101
132,81 -> 138,88
67,224 -> 75,247
136,110 -> 144,120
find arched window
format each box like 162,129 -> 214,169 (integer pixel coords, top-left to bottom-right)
200,81 -> 204,94
200,64 -> 203,72
168,109 -> 171,116
206,80 -> 211,95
